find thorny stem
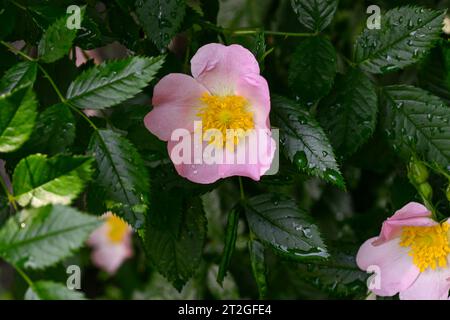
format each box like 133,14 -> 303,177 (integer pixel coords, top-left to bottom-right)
201,22 -> 316,38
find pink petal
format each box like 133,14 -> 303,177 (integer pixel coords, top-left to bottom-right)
190,44 -> 260,95
167,129 -> 276,184
399,266 -> 450,300
87,224 -> 109,247
91,241 -> 133,275
145,73 -> 209,141
218,130 -> 276,181
167,135 -> 220,184
88,213 -> 133,275
375,202 -> 434,244
235,73 -> 271,128
356,237 -> 420,296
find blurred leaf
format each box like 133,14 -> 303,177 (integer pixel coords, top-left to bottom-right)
186,0 -> 203,16
38,14 -> 80,63
12,154 -> 94,207
88,129 -> 150,229
0,61 -> 37,95
135,0 -> 186,50
290,0 -> 338,32
25,281 -> 86,300
271,95 -> 344,188
0,205 -> 100,269
145,195 -> 206,291
317,68 -> 378,157
66,56 -> 164,109
217,206 -> 240,285
25,103 -> 76,155
248,239 -> 267,299
382,85 -> 450,168
245,194 -> 329,261
288,36 -> 337,104
0,86 -> 37,153
354,6 -> 445,74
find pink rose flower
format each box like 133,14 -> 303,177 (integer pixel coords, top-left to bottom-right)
357,202 -> 450,300
144,43 -> 276,184
88,212 -> 133,275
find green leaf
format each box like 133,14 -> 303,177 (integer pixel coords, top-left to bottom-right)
25,103 -> 76,155
419,41 -> 450,105
382,85 -> 450,167
317,68 -> 378,157
12,154 -> 94,207
245,194 -> 328,261
38,14 -> 79,63
354,6 -> 445,74
145,196 -> 206,291
135,0 -> 186,50
217,207 -> 240,285
0,61 -> 37,95
0,86 -> 38,153
207,265 -> 239,299
0,205 -> 100,269
271,95 -> 344,188
248,239 -> 268,299
66,56 -> 164,109
290,0 -> 338,32
88,129 -> 150,229
288,36 -> 337,104
293,247 -> 368,298
25,281 -> 86,300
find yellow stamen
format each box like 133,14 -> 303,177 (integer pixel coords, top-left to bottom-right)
197,93 -> 254,148
106,214 -> 129,243
400,223 -> 450,272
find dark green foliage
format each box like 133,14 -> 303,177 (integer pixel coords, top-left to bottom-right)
0,0 -> 448,301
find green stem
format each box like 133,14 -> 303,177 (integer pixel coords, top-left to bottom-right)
0,40 -> 35,62
37,65 -> 66,102
341,54 -> 356,68
39,63 -> 99,130
425,162 -> 450,181
0,41 -> 98,131
201,22 -> 316,38
249,30 -> 316,37
9,0 -> 27,11
14,265 -> 33,287
39,64 -> 99,130
70,104 -> 99,130
238,177 -> 246,201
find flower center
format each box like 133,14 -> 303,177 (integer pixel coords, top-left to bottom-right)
400,223 -> 450,272
106,214 -> 129,243
197,93 -> 254,147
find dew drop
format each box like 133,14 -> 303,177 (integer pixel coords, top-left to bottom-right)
294,151 -> 308,171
